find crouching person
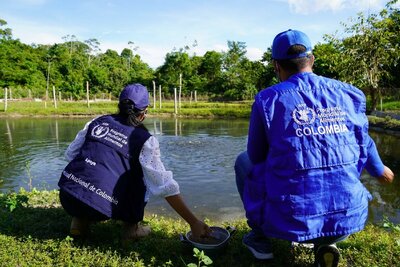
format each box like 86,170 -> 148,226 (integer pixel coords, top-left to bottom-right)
235,30 -> 394,267
58,83 -> 210,241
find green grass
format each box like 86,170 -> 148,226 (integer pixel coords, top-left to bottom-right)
0,100 -> 252,118
3,100 -> 400,127
0,189 -> 399,266
379,100 -> 400,111
368,115 -> 400,132
0,100 -> 118,116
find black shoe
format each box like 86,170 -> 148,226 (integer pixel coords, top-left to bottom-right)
315,244 -> 340,267
70,217 -> 90,237
242,230 -> 274,260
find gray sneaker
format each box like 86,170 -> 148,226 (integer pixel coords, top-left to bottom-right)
315,244 -> 340,267
242,230 -> 274,260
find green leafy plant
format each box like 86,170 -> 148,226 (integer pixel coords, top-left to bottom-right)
382,217 -> 400,246
186,248 -> 213,267
382,217 -> 400,232
2,193 -> 29,212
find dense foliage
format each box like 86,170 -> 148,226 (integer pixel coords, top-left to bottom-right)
0,0 -> 399,103
321,0 -> 400,110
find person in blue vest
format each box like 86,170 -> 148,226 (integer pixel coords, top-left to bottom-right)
234,29 -> 394,266
58,83 -> 210,241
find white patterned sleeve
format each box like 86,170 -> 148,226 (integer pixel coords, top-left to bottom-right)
65,118 -> 96,161
139,136 -> 180,198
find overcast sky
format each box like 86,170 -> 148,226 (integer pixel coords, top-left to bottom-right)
0,0 -> 394,69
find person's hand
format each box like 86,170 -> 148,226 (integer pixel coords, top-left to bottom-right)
378,165 -> 394,184
189,220 -> 212,240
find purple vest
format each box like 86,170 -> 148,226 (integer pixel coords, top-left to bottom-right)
58,115 -> 151,222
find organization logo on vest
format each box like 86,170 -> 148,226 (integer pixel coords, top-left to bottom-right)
92,124 -> 110,138
91,122 -> 128,148
292,104 -> 316,125
292,104 -> 349,137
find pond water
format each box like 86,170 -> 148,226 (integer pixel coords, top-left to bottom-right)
0,117 -> 399,224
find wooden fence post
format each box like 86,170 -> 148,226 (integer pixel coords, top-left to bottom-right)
159,85 -> 162,109
179,73 -> 182,109
53,86 -> 57,109
152,80 -> 156,109
45,89 -> 48,108
86,81 -> 90,108
174,87 -> 177,115
4,87 -> 8,111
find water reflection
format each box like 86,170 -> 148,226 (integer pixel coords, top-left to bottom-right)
0,117 -> 399,224
5,120 -> 12,145
55,120 -> 59,146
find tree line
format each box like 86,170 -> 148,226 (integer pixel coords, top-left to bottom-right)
0,0 -> 399,110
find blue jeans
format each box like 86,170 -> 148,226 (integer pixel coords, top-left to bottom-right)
234,151 -> 263,233
234,151 -> 349,245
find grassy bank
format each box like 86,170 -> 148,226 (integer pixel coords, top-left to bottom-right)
0,100 -> 252,118
2,100 -> 400,131
368,115 -> 400,133
0,189 -> 399,266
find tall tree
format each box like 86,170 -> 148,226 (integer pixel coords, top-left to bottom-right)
0,19 -> 12,40
198,50 -> 223,96
220,41 -> 260,100
260,48 -> 278,88
99,49 -> 128,96
325,1 -> 399,110
84,38 -> 101,67
312,42 -> 341,79
156,51 -> 192,97
380,0 -> 400,90
127,54 -> 154,87
0,39 -> 46,94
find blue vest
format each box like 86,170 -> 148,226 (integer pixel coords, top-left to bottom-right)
59,115 -> 151,223
244,72 -> 373,242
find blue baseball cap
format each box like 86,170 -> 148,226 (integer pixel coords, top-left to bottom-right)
119,83 -> 149,110
271,29 -> 312,60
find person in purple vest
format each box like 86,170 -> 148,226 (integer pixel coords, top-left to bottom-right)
59,83 -> 210,241
234,30 -> 394,266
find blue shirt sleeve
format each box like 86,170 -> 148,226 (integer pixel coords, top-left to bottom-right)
364,136 -> 385,177
247,101 -> 269,164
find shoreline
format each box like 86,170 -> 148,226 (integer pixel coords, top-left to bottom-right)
1,112 -> 399,136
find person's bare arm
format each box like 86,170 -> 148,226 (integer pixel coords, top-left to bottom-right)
165,194 -> 211,238
378,165 -> 394,184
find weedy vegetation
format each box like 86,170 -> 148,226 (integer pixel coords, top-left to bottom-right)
0,189 -> 399,266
